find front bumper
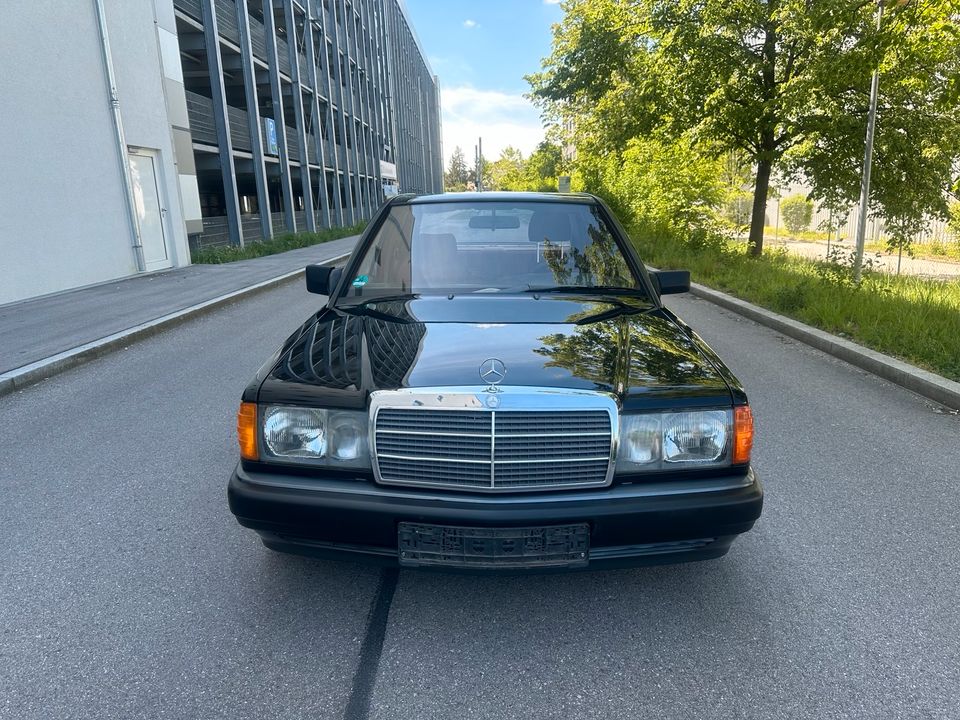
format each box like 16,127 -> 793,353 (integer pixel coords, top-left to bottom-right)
228,466 -> 763,571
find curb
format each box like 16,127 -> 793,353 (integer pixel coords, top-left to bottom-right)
0,252 -> 350,399
687,281 -> 960,411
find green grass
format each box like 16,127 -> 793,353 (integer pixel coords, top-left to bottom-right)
632,229 -> 960,381
190,221 -> 367,264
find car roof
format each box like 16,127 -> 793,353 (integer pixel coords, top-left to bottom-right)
395,191 -> 599,205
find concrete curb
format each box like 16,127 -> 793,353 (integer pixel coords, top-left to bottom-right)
687,281 -> 960,411
0,251 -> 350,399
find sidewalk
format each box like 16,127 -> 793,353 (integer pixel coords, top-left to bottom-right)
0,235 -> 359,377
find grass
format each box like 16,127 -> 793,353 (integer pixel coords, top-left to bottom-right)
190,221 -> 367,264
632,228 -> 960,381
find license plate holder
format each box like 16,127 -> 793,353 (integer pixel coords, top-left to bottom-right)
398,522 -> 590,569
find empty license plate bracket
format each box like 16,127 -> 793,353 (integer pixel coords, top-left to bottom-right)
398,522 -> 590,569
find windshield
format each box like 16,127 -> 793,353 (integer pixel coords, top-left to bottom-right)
341,201 -> 643,299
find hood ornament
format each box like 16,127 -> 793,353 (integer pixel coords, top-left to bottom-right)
479,358 -> 506,393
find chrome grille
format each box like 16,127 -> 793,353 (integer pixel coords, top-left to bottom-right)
371,389 -> 617,492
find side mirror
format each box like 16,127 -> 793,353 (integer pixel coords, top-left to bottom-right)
305,265 -> 343,295
651,269 -> 690,295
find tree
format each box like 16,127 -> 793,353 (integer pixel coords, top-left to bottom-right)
721,150 -> 754,230
949,200 -> 960,242
444,146 -> 469,191
781,195 -> 814,236
885,214 -> 926,273
529,0 -> 960,256
525,141 -> 564,190
792,1 -> 960,250
488,147 -> 528,191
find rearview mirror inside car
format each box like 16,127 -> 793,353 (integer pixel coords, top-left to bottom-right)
468,215 -> 521,229
651,269 -> 690,295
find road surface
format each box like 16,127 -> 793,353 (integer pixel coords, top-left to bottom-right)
769,237 -> 960,280
2,281 -> 958,719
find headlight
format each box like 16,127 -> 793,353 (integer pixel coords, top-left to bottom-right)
617,409 -> 735,472
261,406 -> 370,469
328,411 -> 367,462
618,414 -> 661,467
263,407 -> 327,459
662,410 -> 728,464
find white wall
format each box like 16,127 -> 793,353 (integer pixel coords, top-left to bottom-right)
104,0 -> 194,269
0,0 -> 195,306
0,1 -> 134,305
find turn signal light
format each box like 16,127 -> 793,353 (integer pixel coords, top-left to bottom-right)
237,402 -> 258,461
733,405 -> 754,464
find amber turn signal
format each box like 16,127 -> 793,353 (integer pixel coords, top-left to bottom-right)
237,402 -> 258,461
733,405 -> 753,464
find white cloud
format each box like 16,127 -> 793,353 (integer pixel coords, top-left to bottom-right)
439,86 -> 546,169
543,0 -> 561,4
463,19 -> 478,28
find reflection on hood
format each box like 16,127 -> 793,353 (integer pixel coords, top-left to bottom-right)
265,296 -> 730,405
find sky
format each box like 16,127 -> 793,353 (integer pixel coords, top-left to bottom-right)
402,0 -> 564,170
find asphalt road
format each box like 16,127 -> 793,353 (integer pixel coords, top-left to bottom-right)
2,281 -> 959,719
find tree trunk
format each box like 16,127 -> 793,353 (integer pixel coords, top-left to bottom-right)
749,157 -> 772,256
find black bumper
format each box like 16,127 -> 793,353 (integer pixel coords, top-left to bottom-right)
228,466 -> 763,571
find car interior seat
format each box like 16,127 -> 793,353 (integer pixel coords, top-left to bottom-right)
413,233 -> 459,287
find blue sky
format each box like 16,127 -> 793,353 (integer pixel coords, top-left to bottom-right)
402,0 -> 564,168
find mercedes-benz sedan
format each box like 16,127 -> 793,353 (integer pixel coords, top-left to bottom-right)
228,192 -> 762,571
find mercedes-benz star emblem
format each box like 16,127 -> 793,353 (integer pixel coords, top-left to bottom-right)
479,357 -> 506,391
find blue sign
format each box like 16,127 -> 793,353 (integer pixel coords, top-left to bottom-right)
264,117 -> 278,156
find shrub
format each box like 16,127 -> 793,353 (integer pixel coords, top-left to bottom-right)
948,200 -> 960,240
723,191 -> 753,229
190,222 -> 366,264
780,195 -> 814,235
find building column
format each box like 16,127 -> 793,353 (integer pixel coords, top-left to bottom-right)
347,0 -> 370,218
331,0 -> 356,224
357,0 -> 377,216
284,0 -> 317,231
433,76 -> 443,192
416,73 -> 426,194
381,0 -> 401,193
201,0 -> 243,246
304,1 -> 331,228
262,0 -> 295,232
237,0 -> 272,241
368,0 -> 389,197
318,25 -> 345,226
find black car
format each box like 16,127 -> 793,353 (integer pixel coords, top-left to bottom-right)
229,192 -> 762,571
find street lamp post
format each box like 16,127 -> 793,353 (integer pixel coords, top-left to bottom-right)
852,0 -> 885,284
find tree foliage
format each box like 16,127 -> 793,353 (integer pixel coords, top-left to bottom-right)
529,0 -> 960,256
484,142 -> 565,192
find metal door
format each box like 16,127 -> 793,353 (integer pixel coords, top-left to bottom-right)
129,150 -> 171,270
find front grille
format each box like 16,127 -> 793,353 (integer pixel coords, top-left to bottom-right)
372,398 -> 615,492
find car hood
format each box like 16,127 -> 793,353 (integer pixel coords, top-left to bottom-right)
258,296 -> 733,410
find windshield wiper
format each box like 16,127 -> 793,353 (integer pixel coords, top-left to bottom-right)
337,292 -> 419,306
523,285 -> 649,299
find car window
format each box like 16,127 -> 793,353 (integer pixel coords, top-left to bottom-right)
343,201 -> 639,297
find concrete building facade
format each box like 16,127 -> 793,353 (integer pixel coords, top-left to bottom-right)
2,0 -> 198,305
1,0 -> 442,306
